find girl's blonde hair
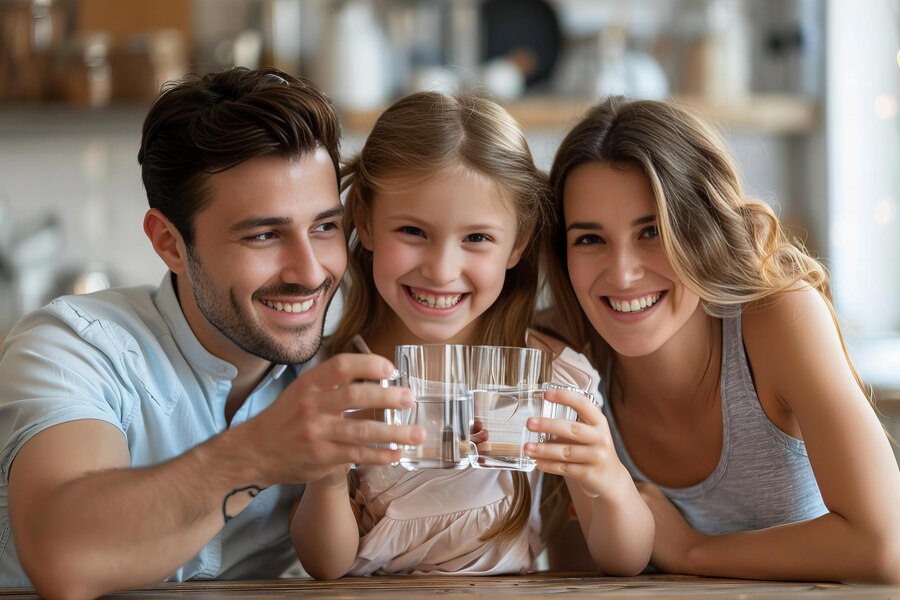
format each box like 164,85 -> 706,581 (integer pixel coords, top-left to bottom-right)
329,91 -> 551,543
543,95 -> 870,412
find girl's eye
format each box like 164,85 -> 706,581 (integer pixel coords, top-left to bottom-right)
572,234 -> 603,246
465,233 -> 490,243
640,225 -> 660,239
399,226 -> 425,237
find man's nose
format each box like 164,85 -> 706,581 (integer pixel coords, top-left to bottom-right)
280,237 -> 327,289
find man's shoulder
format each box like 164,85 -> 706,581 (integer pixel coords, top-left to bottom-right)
30,284 -> 163,336
3,283 -> 170,366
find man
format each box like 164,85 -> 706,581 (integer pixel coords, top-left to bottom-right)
0,67 -> 423,598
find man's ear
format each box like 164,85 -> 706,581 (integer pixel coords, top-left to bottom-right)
353,200 -> 374,251
144,209 -> 189,274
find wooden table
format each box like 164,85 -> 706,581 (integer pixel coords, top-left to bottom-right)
1,574 -> 898,599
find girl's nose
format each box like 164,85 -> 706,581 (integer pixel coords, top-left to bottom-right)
421,243 -> 462,285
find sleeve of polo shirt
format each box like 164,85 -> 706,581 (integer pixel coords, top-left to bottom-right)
0,306 -> 130,485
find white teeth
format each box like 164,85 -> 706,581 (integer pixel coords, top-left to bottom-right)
263,299 -> 314,314
409,288 -> 463,309
609,293 -> 661,314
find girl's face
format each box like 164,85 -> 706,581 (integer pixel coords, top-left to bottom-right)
564,162 -> 701,357
358,166 -> 525,346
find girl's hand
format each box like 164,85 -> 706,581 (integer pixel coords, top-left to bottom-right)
524,388 -> 624,499
637,482 -> 705,573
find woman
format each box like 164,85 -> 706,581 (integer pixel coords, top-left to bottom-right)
542,96 -> 900,583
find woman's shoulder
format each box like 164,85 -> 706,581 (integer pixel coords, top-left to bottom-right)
742,283 -> 833,345
740,283 -> 851,408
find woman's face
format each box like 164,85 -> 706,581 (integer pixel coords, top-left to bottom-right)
564,162 -> 701,357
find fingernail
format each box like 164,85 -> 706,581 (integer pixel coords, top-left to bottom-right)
526,417 -> 539,429
412,426 -> 426,443
401,389 -> 414,405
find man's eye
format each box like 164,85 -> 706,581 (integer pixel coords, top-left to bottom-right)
249,232 -> 276,242
313,221 -> 339,233
399,226 -> 425,237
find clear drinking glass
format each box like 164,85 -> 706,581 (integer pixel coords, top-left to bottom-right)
390,344 -> 471,470
538,382 -> 598,442
467,345 -> 549,471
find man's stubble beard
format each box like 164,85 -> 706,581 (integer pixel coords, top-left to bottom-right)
186,248 -> 334,365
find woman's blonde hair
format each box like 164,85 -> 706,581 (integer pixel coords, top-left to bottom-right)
537,97 -> 878,547
543,96 -> 870,410
329,91 -> 551,543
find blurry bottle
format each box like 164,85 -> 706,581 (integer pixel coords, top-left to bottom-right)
319,0 -> 390,111
683,0 -> 750,101
703,0 -> 750,100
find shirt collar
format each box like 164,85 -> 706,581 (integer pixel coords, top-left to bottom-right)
154,272 -> 288,382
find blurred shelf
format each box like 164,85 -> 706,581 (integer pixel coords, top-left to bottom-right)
1,94 -> 820,136
342,94 -> 820,135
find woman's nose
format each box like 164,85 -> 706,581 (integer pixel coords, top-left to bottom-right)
604,245 -> 645,288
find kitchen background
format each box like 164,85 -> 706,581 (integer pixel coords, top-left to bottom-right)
1,0 -> 899,455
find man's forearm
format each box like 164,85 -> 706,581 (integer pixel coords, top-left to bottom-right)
17,428 -> 262,599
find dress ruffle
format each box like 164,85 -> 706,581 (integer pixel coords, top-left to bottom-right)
349,465 -> 541,575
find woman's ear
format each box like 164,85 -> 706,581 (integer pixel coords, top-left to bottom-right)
144,209 -> 189,274
353,199 -> 374,251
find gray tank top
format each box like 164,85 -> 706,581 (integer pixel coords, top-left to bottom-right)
603,313 -> 828,535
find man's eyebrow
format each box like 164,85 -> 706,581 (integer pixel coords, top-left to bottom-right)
228,206 -> 344,232
565,215 -> 656,232
316,206 -> 344,221
230,217 -> 292,232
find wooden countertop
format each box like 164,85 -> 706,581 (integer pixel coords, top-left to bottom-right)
0,574 -> 897,599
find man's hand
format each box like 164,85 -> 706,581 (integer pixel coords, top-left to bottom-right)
231,353 -> 425,487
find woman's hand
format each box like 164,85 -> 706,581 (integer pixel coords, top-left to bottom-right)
524,388 -> 624,499
526,387 -> 655,575
638,482 -> 705,573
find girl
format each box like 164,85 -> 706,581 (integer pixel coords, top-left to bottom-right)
292,92 -> 653,579
544,96 -> 900,583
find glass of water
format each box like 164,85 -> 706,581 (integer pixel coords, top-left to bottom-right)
390,344 -> 471,470
467,345 -> 549,471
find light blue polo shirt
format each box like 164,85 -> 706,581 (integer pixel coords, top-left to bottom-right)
0,273 -> 309,586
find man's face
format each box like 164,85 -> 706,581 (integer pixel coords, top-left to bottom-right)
178,151 -> 345,366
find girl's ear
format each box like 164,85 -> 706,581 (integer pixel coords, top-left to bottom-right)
353,199 -> 374,250
506,226 -> 533,269
144,208 -> 189,274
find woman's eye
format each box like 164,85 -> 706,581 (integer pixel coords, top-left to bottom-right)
399,226 -> 425,237
572,234 -> 603,246
465,233 -> 490,243
641,225 -> 660,239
